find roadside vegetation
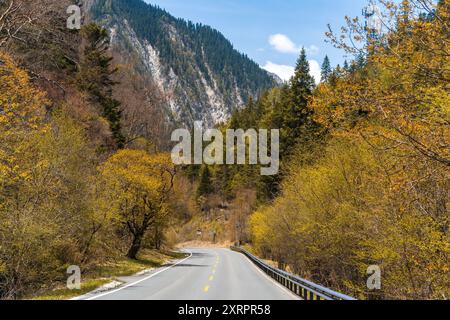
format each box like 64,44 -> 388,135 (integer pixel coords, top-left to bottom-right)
248,1 -> 449,300
196,0 -> 449,300
30,250 -> 186,300
0,1 -> 186,299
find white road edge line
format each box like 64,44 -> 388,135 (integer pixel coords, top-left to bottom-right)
230,249 -> 301,300
82,250 -> 193,300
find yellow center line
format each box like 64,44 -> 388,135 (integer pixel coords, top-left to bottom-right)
203,256 -> 219,293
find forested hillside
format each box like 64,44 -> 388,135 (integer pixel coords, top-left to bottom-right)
86,0 -> 277,127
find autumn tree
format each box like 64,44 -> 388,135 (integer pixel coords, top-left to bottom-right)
99,150 -> 176,259
322,0 -> 449,167
0,53 -> 101,298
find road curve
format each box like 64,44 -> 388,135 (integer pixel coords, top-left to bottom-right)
78,248 -> 299,300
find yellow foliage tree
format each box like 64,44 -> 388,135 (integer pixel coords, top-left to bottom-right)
0,52 -> 48,298
318,0 -> 449,166
250,137 -> 449,299
0,53 -> 100,298
99,150 -> 176,259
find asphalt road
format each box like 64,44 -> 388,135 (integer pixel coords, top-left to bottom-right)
78,248 -> 298,300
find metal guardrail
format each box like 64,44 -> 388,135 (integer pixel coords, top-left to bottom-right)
230,246 -> 356,301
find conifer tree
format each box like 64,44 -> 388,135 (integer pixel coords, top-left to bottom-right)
321,55 -> 332,82
355,52 -> 367,70
196,165 -> 212,198
78,23 -> 125,149
290,48 -> 315,103
281,48 -> 316,152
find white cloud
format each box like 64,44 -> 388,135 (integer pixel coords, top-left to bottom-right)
308,59 -> 321,84
262,60 -> 321,84
268,34 -> 319,56
262,61 -> 295,82
269,34 -> 299,54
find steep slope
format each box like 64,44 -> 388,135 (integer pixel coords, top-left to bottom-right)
85,0 -> 277,127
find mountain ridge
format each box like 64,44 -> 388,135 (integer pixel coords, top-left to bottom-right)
84,0 -> 277,127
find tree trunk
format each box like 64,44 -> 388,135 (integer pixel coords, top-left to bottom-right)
127,233 -> 143,260
154,227 -> 161,250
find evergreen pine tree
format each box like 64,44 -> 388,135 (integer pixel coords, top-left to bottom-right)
290,48 -> 315,103
281,48 -> 315,152
78,23 -> 125,149
321,55 -> 332,82
196,165 -> 212,198
355,52 -> 367,70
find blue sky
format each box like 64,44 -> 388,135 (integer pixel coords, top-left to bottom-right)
145,0 -> 369,82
